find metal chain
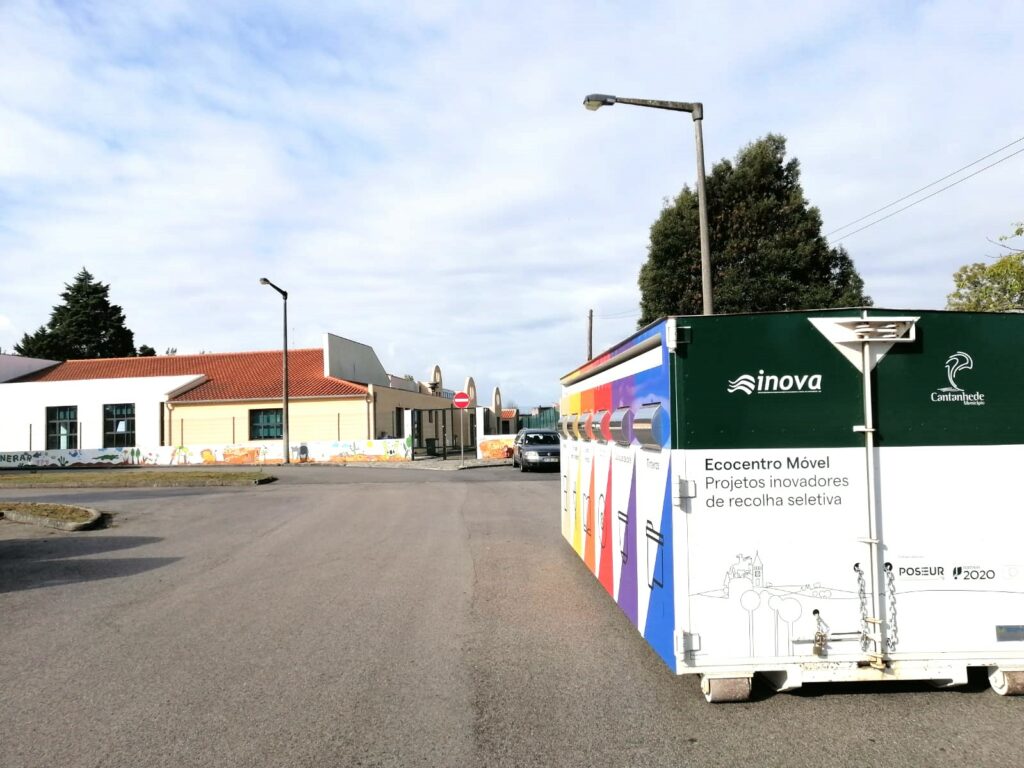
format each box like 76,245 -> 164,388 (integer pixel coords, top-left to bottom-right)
853,563 -> 869,651
885,562 -> 899,651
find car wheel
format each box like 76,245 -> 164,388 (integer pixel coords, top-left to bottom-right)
520,459 -> 527,472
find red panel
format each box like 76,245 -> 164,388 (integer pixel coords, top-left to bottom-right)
583,462 -> 596,573
598,458 -> 614,595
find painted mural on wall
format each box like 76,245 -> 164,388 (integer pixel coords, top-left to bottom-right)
0,437 -> 412,469
477,435 -> 515,460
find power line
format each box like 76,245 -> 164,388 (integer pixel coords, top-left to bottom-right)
830,145 -> 1024,244
826,134 -> 1024,239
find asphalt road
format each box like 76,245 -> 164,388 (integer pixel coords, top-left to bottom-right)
1,466 -> 1020,767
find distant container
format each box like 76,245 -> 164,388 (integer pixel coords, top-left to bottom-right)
559,309 -> 1024,702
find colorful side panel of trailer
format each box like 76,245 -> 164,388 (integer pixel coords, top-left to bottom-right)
560,322 -> 678,668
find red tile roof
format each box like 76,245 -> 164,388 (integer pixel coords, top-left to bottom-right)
16,349 -> 368,402
501,408 -> 517,419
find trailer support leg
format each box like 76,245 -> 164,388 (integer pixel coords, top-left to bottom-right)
700,675 -> 753,703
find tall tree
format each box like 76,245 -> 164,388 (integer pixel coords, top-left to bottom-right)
638,134 -> 870,325
14,268 -> 144,360
946,222 -> 1024,312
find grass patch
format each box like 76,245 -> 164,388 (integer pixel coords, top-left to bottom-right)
1,501 -> 95,523
0,469 -> 273,488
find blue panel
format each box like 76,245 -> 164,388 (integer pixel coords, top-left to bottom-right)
643,458 -> 676,669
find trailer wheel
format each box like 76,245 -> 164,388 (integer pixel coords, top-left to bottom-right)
988,667 -> 1024,696
700,676 -> 753,703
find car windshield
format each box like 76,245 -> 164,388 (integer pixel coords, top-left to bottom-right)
524,433 -> 559,445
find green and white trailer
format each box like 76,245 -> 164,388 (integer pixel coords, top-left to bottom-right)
559,309 -> 1024,701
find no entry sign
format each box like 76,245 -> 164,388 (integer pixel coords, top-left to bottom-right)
453,391 -> 470,409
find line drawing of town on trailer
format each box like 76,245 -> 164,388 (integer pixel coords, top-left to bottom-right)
690,552 -> 861,658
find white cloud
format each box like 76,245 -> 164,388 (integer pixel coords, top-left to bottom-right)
1,0 -> 1023,407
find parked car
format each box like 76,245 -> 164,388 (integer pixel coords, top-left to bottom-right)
511,428 -> 561,472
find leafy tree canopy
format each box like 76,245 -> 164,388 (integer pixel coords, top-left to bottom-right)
946,222 -> 1024,312
14,268 -> 149,360
638,134 -> 870,325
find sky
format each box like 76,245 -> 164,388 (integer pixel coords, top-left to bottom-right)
1,1 -> 1022,409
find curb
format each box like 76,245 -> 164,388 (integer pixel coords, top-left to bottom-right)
0,475 -> 277,489
1,504 -> 102,532
319,460 -> 513,472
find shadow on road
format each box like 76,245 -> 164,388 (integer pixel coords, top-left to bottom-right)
781,665 -> 991,698
0,535 -> 178,594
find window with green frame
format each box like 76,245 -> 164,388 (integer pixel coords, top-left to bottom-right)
46,406 -> 78,450
249,408 -> 283,440
103,403 -> 136,448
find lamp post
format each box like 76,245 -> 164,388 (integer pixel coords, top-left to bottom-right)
584,93 -> 713,315
259,277 -> 290,463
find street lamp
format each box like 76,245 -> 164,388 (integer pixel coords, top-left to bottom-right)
584,93 -> 714,315
259,277 -> 290,464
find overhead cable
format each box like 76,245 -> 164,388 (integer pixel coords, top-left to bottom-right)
830,144 -> 1024,244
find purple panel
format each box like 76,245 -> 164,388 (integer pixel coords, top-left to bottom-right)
617,463 -> 638,626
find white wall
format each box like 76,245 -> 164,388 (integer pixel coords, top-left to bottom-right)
0,375 -> 202,451
322,333 -> 390,386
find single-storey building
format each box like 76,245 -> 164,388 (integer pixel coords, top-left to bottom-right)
500,408 -> 519,434
0,334 -> 504,459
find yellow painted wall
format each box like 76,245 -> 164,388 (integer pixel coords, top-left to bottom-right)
165,398 -> 369,445
164,389 -> 472,447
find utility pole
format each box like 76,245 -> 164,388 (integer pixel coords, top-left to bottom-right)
587,309 -> 593,360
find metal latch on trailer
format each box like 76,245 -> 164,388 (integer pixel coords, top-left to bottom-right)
666,324 -> 692,353
673,477 -> 697,509
675,631 -> 701,656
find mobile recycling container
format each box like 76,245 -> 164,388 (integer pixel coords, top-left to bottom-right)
559,309 -> 1024,702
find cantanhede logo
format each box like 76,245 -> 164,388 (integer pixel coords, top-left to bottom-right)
727,370 -> 823,395
931,351 -> 985,406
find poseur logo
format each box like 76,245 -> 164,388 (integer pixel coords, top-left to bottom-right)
931,351 -> 985,406
727,370 -> 823,395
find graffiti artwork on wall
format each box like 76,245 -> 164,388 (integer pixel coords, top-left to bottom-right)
0,437 -> 413,469
477,435 -> 515,460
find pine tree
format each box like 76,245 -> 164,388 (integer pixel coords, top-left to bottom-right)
638,134 -> 870,324
14,268 -> 143,360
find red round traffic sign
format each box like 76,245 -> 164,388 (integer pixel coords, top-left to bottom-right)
453,391 -> 470,409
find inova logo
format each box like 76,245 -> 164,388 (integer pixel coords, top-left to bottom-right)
727,370 -> 823,395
